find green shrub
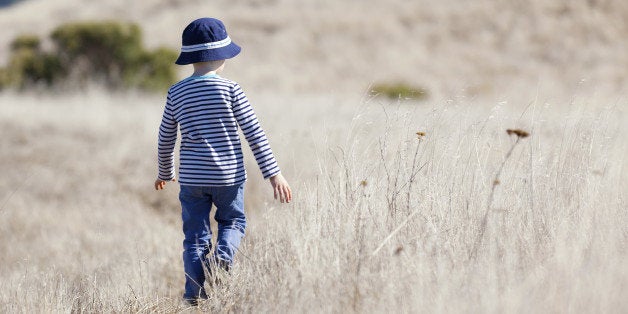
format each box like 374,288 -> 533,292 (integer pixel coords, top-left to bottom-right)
7,48 -> 63,88
0,21 -> 178,92
371,82 -> 429,101
50,21 -> 177,91
0,68 -> 8,89
10,34 -> 41,52
2,35 -> 63,89
51,22 -> 142,87
130,47 -> 179,91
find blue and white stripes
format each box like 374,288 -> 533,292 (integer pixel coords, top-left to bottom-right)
158,75 -> 280,186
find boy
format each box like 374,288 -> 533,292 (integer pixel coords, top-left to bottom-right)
154,17 -> 292,305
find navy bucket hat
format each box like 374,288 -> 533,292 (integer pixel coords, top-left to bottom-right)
175,18 -> 241,65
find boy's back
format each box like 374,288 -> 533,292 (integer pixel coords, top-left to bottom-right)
158,74 -> 279,186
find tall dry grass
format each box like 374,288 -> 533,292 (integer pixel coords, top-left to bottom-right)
1,1 -> 626,312
0,88 -> 625,312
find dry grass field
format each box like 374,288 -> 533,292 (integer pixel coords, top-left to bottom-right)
0,0 -> 627,313
0,89 -> 625,312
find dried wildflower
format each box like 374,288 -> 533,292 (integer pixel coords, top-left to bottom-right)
506,129 -> 530,138
470,128 -> 529,261
416,131 -> 426,140
394,245 -> 404,255
360,180 -> 368,187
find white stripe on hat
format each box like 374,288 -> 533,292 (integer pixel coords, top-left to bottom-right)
181,37 -> 232,52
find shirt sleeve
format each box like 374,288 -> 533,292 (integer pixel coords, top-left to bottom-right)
157,94 -> 177,181
231,83 -> 281,179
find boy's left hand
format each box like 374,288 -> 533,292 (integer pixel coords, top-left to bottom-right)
154,178 -> 176,190
269,173 -> 292,203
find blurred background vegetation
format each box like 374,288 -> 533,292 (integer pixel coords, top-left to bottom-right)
370,82 -> 429,101
0,21 -> 177,92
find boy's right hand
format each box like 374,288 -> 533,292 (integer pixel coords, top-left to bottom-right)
154,178 -> 176,190
269,173 -> 292,203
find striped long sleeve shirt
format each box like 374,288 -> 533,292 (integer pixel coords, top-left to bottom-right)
157,74 -> 280,186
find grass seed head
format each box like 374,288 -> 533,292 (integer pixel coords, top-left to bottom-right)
394,245 -> 404,255
506,129 -> 530,138
416,131 -> 426,140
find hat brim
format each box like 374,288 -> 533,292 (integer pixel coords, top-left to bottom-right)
175,42 -> 241,65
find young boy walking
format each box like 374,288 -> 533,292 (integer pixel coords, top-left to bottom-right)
154,17 -> 292,304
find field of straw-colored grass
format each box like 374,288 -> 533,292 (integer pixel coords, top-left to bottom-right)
0,0 -> 627,312
0,88 -> 625,312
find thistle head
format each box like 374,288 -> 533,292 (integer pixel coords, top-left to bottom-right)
506,129 -> 529,138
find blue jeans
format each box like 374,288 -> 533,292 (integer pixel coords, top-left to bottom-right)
179,183 -> 246,299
